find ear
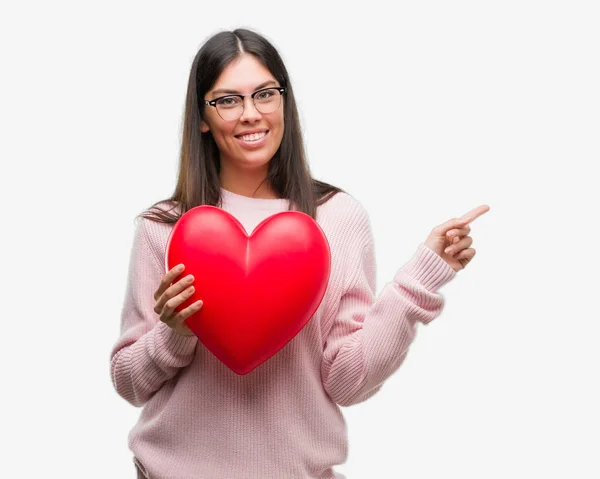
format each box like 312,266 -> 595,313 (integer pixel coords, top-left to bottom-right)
200,120 -> 210,133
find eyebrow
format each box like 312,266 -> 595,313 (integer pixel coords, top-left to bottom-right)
211,80 -> 278,97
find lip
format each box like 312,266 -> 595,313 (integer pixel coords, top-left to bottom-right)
235,129 -> 269,149
234,129 -> 269,137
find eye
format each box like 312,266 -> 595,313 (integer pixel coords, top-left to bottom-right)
216,96 -> 241,108
255,89 -> 274,101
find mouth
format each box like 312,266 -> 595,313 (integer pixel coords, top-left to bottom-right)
234,130 -> 269,148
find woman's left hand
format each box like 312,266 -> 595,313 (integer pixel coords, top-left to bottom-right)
424,205 -> 490,272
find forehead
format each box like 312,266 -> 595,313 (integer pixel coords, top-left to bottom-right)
211,54 -> 276,93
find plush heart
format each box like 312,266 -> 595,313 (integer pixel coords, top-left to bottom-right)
164,205 -> 331,375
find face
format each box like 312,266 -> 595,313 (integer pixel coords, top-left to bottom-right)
200,54 -> 285,173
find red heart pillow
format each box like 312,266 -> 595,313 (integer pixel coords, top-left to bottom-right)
164,205 -> 331,375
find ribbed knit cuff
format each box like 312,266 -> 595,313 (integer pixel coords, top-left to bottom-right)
394,243 -> 456,292
154,321 -> 199,359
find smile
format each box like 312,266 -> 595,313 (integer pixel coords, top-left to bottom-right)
235,130 -> 269,148
237,131 -> 267,141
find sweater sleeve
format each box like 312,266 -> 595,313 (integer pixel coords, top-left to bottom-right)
109,217 -> 198,407
321,213 -> 456,407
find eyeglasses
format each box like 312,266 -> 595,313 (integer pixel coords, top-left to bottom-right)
203,87 -> 286,121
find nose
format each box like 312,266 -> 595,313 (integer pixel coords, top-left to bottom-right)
239,96 -> 262,122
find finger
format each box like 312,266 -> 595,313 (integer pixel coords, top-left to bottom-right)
435,216 -> 471,235
454,248 -> 476,262
446,225 -> 471,240
172,301 -> 204,336
160,285 -> 196,323
154,264 -> 186,302
452,227 -> 471,244
460,205 -> 490,224
174,300 -> 204,324
444,236 -> 473,255
154,274 -> 195,315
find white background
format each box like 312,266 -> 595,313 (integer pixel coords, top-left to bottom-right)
1,1 -> 598,478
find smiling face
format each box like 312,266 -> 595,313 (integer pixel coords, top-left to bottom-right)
200,54 -> 285,177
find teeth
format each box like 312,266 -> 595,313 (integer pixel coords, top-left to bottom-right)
239,131 -> 266,141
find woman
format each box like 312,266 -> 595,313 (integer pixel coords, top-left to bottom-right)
110,28 -> 489,479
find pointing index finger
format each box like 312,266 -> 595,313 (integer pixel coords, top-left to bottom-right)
460,205 -> 490,223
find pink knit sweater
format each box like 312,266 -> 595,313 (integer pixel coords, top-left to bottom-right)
110,188 -> 456,479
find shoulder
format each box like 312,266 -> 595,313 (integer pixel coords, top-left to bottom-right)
316,191 -> 372,248
318,191 -> 371,228
135,201 -> 182,231
133,202 -> 179,263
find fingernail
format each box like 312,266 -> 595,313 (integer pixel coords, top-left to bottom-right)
445,247 -> 452,254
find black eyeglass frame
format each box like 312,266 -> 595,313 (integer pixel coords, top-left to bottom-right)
203,87 -> 287,119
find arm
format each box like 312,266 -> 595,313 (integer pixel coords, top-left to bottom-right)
109,217 -> 198,407
321,216 -> 456,407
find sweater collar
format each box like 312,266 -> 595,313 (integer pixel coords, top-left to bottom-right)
220,187 -> 289,211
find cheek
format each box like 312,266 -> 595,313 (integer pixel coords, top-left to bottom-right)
272,112 -> 285,139
213,125 -> 237,145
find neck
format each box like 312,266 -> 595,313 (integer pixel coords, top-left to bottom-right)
219,165 -> 279,199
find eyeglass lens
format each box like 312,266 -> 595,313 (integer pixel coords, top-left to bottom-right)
215,89 -> 282,121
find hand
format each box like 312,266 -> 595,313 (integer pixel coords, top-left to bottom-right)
153,264 -> 203,337
424,205 -> 490,272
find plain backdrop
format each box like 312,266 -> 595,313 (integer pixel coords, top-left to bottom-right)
1,1 -> 598,478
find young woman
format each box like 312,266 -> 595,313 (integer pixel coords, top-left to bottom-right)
110,28 -> 489,479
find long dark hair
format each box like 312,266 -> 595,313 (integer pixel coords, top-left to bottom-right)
138,28 -> 343,224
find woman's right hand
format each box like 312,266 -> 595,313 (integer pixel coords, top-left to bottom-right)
153,264 -> 203,337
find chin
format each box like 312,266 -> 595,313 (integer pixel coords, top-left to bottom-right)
239,149 -> 277,166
